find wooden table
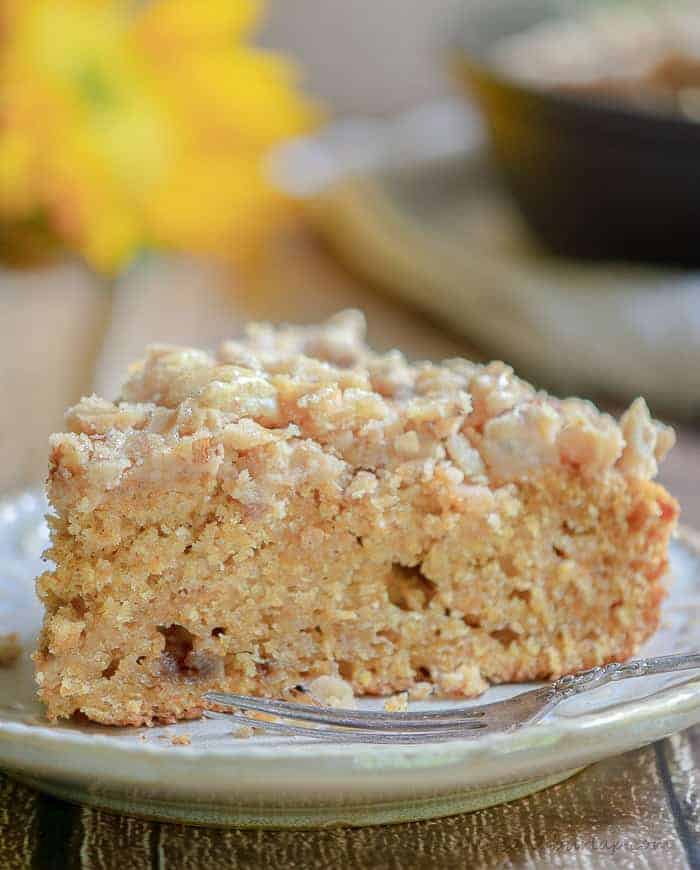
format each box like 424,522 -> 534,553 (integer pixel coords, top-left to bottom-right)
1,230 -> 699,869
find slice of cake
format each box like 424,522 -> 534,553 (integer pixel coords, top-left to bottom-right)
35,311 -> 679,726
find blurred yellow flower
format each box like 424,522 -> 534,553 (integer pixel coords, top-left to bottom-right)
0,0 -> 317,271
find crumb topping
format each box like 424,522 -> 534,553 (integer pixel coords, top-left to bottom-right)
49,310 -> 675,510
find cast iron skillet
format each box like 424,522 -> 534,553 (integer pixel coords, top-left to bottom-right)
451,0 -> 700,266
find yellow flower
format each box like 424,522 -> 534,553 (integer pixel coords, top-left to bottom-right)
0,0 -> 317,271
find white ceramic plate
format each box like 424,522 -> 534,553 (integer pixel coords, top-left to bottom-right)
1,491 -> 699,828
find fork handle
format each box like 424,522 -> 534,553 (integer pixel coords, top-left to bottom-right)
549,652 -> 700,701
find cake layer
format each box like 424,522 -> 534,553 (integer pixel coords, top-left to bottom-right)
35,311 -> 678,725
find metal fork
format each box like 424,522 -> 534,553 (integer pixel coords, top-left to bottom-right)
204,652 -> 700,743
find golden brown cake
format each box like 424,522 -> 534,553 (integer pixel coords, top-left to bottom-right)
35,311 -> 679,726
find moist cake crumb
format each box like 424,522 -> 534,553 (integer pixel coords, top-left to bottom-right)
435,664 -> 489,697
34,311 -> 679,726
170,735 -> 191,746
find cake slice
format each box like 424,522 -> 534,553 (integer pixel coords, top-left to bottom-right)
35,311 -> 678,725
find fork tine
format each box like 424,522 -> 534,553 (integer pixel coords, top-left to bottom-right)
204,691 -> 486,730
203,710 -> 488,743
203,653 -> 700,743
204,710 -> 354,742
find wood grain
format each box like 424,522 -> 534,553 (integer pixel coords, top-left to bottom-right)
0,262 -> 110,492
0,773 -> 37,870
654,734 -> 700,867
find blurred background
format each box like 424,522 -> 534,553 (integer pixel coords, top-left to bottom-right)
264,0 -> 454,115
1,0 -> 698,519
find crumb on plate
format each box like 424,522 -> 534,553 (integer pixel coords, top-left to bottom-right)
232,724 -> 255,739
384,691 -> 409,713
0,633 -> 21,667
307,675 -> 357,709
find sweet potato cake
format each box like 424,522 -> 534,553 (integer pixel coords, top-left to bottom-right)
35,311 -> 678,725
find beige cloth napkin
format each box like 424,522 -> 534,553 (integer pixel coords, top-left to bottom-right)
276,100 -> 700,417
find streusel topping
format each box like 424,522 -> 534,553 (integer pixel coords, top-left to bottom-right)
51,311 -> 674,508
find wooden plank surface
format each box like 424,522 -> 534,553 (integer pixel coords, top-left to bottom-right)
0,730 -> 698,869
0,230 -> 699,868
0,262 -> 111,492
